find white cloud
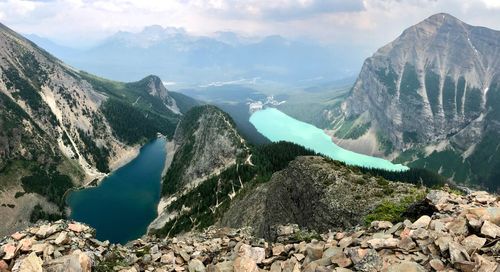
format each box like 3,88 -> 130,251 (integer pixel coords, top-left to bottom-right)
0,0 -> 498,51
481,0 -> 500,8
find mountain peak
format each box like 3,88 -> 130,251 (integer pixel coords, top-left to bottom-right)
417,13 -> 465,31
425,13 -> 460,23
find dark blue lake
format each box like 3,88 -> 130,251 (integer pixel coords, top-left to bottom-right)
67,137 -> 166,244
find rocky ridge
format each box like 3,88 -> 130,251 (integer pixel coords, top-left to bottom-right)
333,13 -> 500,189
220,156 -> 427,240
150,105 -> 248,231
1,189 -> 499,272
0,22 -> 181,236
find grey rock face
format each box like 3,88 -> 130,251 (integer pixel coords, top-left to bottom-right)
337,13 -> 500,189
220,156 -> 425,239
344,13 -> 500,150
170,105 -> 245,192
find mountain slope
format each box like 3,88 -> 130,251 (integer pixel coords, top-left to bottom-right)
0,22 -> 180,235
149,106 -> 445,238
149,105 -> 248,233
221,156 -> 426,239
334,13 -> 500,191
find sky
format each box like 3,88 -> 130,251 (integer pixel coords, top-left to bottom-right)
0,0 -> 499,49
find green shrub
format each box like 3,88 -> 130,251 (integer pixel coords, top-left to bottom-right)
364,192 -> 426,225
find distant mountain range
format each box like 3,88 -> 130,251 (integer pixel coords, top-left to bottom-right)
24,26 -> 366,87
332,13 -> 500,191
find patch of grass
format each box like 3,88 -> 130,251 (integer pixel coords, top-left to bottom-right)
293,229 -> 322,242
95,250 -> 127,272
364,191 -> 426,225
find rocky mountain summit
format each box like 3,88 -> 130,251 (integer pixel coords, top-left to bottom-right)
1,189 -> 499,272
333,13 -> 500,190
220,156 -> 427,239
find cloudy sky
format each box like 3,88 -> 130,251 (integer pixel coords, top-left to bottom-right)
1,0 -> 499,49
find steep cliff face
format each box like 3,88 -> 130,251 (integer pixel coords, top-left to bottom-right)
135,75 -> 180,114
220,156 -> 425,239
163,105 -> 246,195
150,105 -> 248,232
336,14 -> 500,190
0,22 -> 180,235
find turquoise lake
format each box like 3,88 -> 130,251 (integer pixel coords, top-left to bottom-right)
249,108 -> 408,171
67,137 -> 166,244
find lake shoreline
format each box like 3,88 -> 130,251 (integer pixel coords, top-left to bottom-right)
250,108 -> 408,171
67,137 -> 167,244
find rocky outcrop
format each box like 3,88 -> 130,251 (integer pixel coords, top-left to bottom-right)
150,105 -> 248,231
140,75 -> 179,114
1,189 -> 499,271
336,13 -> 500,189
168,105 -> 245,193
220,156 -> 426,239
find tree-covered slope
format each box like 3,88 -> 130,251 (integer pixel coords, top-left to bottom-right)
150,106 -> 447,237
0,22 -> 182,235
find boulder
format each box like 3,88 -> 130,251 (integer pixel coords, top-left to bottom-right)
44,252 -> 92,272
435,236 -> 453,253
460,235 -> 486,255
386,222 -> 402,234
481,220 -> 500,238
54,231 -> 69,245
214,261 -> 233,272
233,257 -> 258,272
426,191 -> 450,206
330,253 -> 352,268
188,259 -> 206,272
411,216 -> 431,229
277,225 -> 296,236
2,243 -> 17,260
322,247 -> 343,259
397,237 -> 416,251
367,238 -> 398,249
19,252 -> 43,272
448,242 -> 470,264
11,232 -> 26,241
272,244 -> 285,256
446,217 -> 468,236
338,237 -> 353,248
269,261 -> 282,272
35,224 -> 58,238
428,259 -> 445,271
473,254 -> 499,272
386,261 -> 426,272
305,241 -> 324,261
371,221 -> 393,230
68,223 -> 86,233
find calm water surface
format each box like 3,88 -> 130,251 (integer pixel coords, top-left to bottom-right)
249,108 -> 408,171
67,137 -> 166,244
